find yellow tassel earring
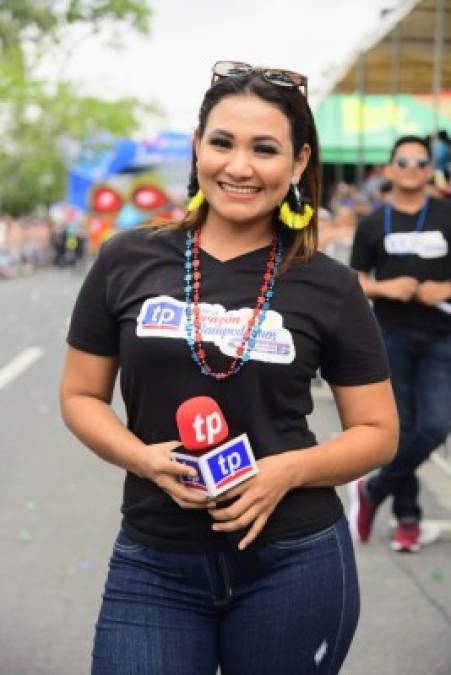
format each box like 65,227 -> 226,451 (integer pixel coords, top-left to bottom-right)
279,183 -> 314,230
187,189 -> 205,212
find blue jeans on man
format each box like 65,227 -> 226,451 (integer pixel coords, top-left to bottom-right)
366,328 -> 451,520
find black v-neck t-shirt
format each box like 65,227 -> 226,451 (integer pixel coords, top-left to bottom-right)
67,227 -> 389,551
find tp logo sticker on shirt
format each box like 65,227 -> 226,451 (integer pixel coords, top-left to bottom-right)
137,296 -> 185,337
136,296 -> 295,364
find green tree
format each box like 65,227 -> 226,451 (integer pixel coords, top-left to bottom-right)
0,1 -> 158,216
0,1 -> 151,55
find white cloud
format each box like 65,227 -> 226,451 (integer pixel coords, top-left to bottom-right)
38,0 -> 399,134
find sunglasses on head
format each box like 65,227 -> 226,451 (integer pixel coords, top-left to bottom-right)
394,156 -> 430,169
211,60 -> 308,98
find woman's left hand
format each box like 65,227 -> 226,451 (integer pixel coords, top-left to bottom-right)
208,453 -> 296,550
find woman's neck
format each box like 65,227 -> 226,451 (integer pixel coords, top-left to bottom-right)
391,188 -> 427,214
200,211 -> 274,261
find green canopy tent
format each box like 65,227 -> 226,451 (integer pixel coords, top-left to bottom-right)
316,0 -> 451,182
315,92 -> 451,164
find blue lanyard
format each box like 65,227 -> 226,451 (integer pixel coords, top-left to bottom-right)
384,197 -> 429,237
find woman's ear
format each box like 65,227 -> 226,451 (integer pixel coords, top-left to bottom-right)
293,143 -> 311,183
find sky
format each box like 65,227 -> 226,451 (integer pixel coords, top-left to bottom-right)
41,0 -> 402,136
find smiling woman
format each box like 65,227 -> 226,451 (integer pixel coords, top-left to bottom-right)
194,95 -> 310,244
182,63 -> 319,270
60,60 -> 398,675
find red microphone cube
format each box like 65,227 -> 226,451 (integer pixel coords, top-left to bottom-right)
176,397 -> 229,452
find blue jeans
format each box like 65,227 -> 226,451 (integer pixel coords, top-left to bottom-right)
367,328 -> 451,520
92,515 -> 359,675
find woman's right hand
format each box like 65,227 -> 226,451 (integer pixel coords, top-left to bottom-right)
138,441 -> 215,510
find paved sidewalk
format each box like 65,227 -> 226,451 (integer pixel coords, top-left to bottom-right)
339,465 -> 451,675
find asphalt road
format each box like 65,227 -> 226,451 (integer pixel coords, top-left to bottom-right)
1,267 -> 450,675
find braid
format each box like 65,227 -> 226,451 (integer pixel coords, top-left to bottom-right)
187,149 -> 199,198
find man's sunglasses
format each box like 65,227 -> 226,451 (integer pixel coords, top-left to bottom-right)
211,60 -> 308,98
394,156 -> 431,169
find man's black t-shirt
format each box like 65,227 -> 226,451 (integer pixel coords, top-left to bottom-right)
67,227 -> 389,551
351,197 -> 451,333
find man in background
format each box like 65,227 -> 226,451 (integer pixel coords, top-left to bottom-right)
349,135 -> 451,552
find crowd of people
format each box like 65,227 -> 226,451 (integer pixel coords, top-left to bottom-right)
0,216 -> 87,278
1,130 -> 449,281
318,134 -> 451,265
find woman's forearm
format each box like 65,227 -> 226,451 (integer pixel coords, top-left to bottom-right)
285,423 -> 398,490
61,395 -> 149,477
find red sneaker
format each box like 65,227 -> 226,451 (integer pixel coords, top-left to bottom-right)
348,479 -> 378,542
391,521 -> 420,553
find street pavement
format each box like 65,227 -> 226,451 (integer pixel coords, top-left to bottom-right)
0,267 -> 450,675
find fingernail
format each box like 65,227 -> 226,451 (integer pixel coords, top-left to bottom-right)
211,524 -> 219,531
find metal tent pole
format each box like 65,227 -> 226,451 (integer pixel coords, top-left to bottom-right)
432,0 -> 446,133
356,53 -> 366,187
390,25 -> 402,143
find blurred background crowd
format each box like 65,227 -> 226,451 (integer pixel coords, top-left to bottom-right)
319,129 -> 451,265
1,129 -> 449,278
0,215 -> 86,278
1,1 -> 451,280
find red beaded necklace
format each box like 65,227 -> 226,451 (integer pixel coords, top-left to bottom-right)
185,227 -> 281,380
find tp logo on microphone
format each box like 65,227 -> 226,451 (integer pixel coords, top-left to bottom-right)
172,434 -> 258,497
193,411 -> 223,445
172,397 -> 257,496
176,397 -> 228,451
174,457 -> 209,492
207,436 -> 255,490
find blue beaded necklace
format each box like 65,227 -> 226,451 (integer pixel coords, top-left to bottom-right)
184,228 -> 284,380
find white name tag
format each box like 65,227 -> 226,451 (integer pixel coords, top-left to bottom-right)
437,302 -> 451,315
384,230 -> 448,258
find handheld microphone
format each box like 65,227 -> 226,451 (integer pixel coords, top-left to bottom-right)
173,397 -> 261,569
172,396 -> 258,497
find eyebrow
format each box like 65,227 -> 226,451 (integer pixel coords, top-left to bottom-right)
209,128 -> 282,147
394,154 -> 430,161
